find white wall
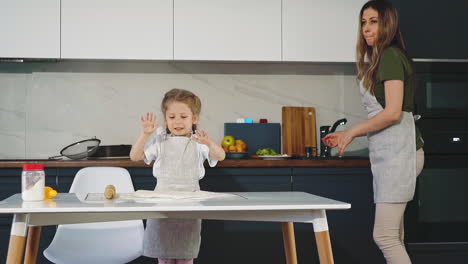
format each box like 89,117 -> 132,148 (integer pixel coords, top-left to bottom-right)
0,61 -> 368,159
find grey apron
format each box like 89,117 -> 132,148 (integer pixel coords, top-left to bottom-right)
360,84 -> 417,203
143,136 -> 202,259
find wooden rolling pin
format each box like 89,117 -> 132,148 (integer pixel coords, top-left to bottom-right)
104,185 -> 116,199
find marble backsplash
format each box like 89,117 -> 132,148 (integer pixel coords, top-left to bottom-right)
0,61 -> 368,159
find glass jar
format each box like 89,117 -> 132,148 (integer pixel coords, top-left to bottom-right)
21,163 -> 45,201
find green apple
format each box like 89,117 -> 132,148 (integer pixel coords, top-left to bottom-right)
222,136 -> 235,148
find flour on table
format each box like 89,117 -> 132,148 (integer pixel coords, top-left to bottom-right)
85,190 -> 244,202
124,190 -> 243,200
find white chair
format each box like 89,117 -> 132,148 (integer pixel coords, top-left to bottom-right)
44,167 -> 144,264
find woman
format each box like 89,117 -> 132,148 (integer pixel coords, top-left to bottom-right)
323,1 -> 424,263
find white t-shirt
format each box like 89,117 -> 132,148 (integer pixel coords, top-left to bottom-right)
143,127 -> 218,179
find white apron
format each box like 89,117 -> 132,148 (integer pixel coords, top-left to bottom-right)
143,136 -> 202,259
360,85 -> 417,203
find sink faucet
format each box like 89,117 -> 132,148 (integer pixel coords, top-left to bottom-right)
319,118 -> 347,157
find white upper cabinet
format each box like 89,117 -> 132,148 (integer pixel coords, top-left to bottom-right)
0,0 -> 60,59
61,0 -> 173,60
283,0 -> 366,62
174,0 -> 281,61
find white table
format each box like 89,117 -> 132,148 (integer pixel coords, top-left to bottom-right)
0,192 -> 350,264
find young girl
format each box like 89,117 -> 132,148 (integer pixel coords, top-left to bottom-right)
130,88 -> 225,264
323,1 -> 424,263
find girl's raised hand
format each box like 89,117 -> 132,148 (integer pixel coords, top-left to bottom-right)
191,129 -> 212,146
141,112 -> 159,135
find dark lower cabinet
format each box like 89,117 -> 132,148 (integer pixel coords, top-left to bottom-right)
129,167 -> 156,191
2,166 -> 465,264
0,167 -> 382,264
292,168 -> 383,264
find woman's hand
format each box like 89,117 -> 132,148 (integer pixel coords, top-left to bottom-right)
191,129 -> 212,146
322,132 -> 341,148
322,129 -> 356,156
141,112 -> 159,135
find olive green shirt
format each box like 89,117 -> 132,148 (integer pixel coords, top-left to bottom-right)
375,46 -> 424,150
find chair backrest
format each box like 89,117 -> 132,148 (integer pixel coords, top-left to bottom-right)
70,167 -> 135,193
44,167 -> 144,263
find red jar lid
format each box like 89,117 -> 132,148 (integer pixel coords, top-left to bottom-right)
22,163 -> 44,171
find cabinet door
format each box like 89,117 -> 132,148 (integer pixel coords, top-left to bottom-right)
61,0 -> 173,60
392,0 -> 468,59
174,0 -> 281,61
283,0 -> 365,62
201,167 -> 291,192
406,167 -> 468,242
0,0 -> 60,59
127,168 -> 155,191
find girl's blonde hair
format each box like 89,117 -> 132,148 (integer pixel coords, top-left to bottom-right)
356,0 -> 411,94
161,88 -> 202,133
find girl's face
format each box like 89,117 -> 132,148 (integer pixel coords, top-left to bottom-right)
361,8 -> 379,47
164,101 -> 198,137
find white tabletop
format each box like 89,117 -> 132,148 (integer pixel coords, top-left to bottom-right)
3,192 -> 350,264
0,192 -> 350,214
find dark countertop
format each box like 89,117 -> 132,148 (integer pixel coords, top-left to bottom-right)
0,158 -> 370,168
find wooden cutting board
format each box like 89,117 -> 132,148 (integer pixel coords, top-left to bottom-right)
282,106 -> 317,156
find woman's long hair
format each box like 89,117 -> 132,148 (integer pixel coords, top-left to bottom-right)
356,0 -> 410,94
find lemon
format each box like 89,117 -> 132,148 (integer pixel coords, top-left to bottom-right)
44,186 -> 58,199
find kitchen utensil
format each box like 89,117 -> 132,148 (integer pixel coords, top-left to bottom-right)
305,146 -> 317,158
48,138 -> 101,160
282,107 -> 317,156
319,126 -> 331,157
104,185 -> 116,199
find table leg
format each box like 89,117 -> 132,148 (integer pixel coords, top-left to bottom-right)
281,222 -> 298,264
24,226 -> 42,264
6,214 -> 29,264
312,210 -> 334,264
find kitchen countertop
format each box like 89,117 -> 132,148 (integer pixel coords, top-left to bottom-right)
0,158 -> 370,168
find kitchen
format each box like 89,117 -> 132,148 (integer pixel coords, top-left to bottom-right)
1,0 -> 468,264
